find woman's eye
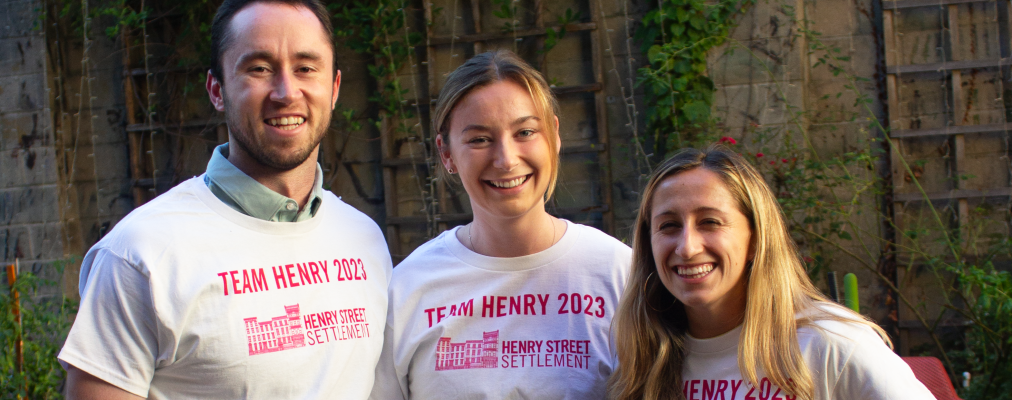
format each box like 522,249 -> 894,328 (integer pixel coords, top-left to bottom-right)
656,221 -> 679,231
517,129 -> 536,137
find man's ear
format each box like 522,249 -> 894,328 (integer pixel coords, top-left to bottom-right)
435,134 -> 456,173
206,70 -> 226,112
331,70 -> 342,110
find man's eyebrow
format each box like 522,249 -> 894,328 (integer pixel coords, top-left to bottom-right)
294,51 -> 324,62
233,51 -> 325,69
234,51 -> 274,68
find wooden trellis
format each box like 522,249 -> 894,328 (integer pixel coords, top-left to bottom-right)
379,0 -> 617,261
882,0 -> 1012,354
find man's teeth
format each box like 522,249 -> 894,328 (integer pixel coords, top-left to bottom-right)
490,176 -> 527,188
267,116 -> 305,130
677,263 -> 715,278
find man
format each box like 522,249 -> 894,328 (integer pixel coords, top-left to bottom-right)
58,1 -> 392,398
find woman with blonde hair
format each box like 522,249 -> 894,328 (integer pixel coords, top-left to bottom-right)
609,146 -> 934,400
370,49 -> 630,399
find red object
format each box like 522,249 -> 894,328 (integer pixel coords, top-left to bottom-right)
902,357 -> 961,400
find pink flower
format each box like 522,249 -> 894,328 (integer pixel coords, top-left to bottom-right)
756,152 -> 764,158
782,158 -> 788,163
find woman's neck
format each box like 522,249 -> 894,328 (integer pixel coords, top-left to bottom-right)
459,207 -> 565,257
684,294 -> 747,339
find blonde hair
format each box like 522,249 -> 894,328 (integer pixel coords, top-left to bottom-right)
609,145 -> 890,400
432,49 -> 561,200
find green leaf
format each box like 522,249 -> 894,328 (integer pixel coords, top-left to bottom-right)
681,100 -> 710,122
648,45 -> 665,64
689,15 -> 705,30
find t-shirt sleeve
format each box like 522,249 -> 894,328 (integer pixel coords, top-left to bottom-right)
368,314 -> 408,400
58,247 -> 159,398
833,331 -> 937,399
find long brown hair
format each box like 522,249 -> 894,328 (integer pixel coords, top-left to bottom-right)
432,49 -> 561,199
609,145 -> 889,400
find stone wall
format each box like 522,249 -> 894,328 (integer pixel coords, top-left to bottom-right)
0,0 -> 63,290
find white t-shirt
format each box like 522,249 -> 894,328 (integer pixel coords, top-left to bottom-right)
682,306 -> 937,400
370,222 -> 631,399
58,177 -> 393,399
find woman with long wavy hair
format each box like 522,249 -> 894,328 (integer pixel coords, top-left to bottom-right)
369,49 -> 630,399
609,146 -> 933,400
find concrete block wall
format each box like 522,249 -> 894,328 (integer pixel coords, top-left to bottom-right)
0,0 -> 65,288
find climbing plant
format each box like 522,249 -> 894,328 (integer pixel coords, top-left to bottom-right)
636,0 -> 755,161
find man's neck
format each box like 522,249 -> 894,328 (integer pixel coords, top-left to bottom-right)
226,142 -> 319,209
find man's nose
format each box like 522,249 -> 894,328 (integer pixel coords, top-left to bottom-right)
271,71 -> 302,104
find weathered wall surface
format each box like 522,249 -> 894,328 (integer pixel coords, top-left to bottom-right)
0,0 -> 63,288
0,0 -> 134,296
710,0 -> 899,334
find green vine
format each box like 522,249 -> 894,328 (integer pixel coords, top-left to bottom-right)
542,9 -> 581,54
637,0 -> 754,159
331,0 -> 436,232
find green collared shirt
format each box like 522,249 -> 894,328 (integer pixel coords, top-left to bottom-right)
203,143 -> 323,222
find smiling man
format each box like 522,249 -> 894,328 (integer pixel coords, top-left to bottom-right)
57,1 -> 393,398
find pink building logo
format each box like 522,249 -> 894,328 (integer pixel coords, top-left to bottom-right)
244,304 -> 306,356
434,330 -> 499,371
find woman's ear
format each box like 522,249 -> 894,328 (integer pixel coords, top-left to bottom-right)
553,116 -> 561,154
435,134 -> 456,173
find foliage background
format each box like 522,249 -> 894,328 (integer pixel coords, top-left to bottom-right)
0,0 -> 1009,398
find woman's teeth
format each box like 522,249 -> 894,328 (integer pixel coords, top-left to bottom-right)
267,116 -> 305,130
490,176 -> 527,188
677,263 -> 714,279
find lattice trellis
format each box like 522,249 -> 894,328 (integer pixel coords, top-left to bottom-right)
379,0 -> 627,261
882,0 -> 1012,354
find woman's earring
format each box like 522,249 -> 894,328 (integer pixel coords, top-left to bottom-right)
643,272 -> 676,312
447,167 -> 454,174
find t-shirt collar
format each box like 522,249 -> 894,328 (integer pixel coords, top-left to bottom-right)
204,143 -> 324,222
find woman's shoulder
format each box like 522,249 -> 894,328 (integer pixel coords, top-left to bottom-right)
796,303 -> 936,398
391,228 -> 458,276
797,302 -> 886,347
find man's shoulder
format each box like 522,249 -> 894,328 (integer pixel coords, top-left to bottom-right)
317,191 -> 385,233
104,178 -> 209,234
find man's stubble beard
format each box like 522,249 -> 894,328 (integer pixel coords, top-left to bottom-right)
222,91 -> 331,171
